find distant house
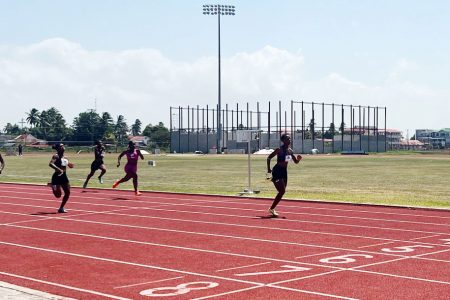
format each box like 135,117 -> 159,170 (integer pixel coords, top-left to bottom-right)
14,134 -> 48,148
378,129 -> 403,150
14,134 -> 38,144
128,136 -> 150,147
416,129 -> 450,149
399,139 -> 425,150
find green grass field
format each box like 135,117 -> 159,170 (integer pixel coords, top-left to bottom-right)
1,151 -> 449,209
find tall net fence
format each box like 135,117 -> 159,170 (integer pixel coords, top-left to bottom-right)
170,101 -> 387,154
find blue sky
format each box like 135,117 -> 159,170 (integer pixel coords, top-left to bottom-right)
1,0 -> 449,135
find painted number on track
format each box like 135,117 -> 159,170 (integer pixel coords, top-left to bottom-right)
319,254 -> 373,264
235,265 -> 311,277
140,282 -> 219,297
381,245 -> 434,253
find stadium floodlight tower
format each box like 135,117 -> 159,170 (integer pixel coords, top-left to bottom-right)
202,4 -> 236,154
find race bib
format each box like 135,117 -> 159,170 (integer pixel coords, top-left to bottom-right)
61,158 -> 69,166
285,155 -> 292,162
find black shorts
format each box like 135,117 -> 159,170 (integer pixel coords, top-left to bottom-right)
91,160 -> 104,171
51,172 -> 69,186
271,164 -> 287,183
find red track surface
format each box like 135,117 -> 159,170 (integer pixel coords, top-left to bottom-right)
1,182 -> 449,299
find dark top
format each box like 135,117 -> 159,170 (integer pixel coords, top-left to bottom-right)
94,147 -> 105,162
276,145 -> 294,163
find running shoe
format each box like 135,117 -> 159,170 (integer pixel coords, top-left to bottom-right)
98,177 -> 104,184
135,191 -> 142,196
58,208 -> 67,213
268,208 -> 279,217
83,182 -> 87,189
112,180 -> 120,188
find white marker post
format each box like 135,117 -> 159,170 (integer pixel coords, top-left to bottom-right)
236,130 -> 260,195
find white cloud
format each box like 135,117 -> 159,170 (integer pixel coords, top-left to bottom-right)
0,38 -> 448,135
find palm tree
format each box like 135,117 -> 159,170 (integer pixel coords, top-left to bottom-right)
100,112 -> 114,139
131,119 -> 142,136
26,108 -> 40,128
114,115 -> 129,146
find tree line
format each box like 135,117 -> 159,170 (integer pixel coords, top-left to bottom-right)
2,107 -> 170,149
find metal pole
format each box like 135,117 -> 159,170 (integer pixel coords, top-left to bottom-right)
385,107 -> 387,152
332,103 -> 335,153
217,12 -> 222,154
291,100 -> 294,140
170,107 -> 173,153
187,105 -> 190,152
341,104 -> 344,151
247,139 -> 251,191
322,102 -> 325,153
268,101 -> 271,148
368,106 -> 370,152
178,106 -> 181,153
301,101 -> 304,153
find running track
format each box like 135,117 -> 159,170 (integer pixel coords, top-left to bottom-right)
0,183 -> 449,299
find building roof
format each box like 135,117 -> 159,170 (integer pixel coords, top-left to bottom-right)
128,135 -> 147,142
399,140 -> 424,146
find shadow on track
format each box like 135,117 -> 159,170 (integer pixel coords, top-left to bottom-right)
31,212 -> 59,216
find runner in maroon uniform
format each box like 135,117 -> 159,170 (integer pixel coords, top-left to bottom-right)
112,141 -> 144,196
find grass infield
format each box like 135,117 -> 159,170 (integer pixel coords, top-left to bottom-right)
1,151 -> 449,209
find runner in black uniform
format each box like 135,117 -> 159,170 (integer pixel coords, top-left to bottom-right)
266,134 -> 302,217
0,153 -> 4,174
83,140 -> 106,188
49,143 -> 72,213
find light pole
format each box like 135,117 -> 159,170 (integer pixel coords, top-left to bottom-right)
202,4 -> 236,154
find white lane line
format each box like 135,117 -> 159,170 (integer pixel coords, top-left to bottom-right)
6,215 -> 449,262
352,268 -> 450,285
0,241 -> 265,287
3,199 -> 450,245
0,271 -> 131,300
351,257 -> 408,270
0,189 -> 239,206
267,270 -> 344,286
191,286 -> 263,300
409,234 -> 443,241
357,242 -> 394,249
3,185 -> 450,220
0,195 -> 219,212
1,226 -> 348,271
215,262 -> 272,273
10,221 -> 450,277
0,208 -> 134,226
113,276 -> 184,289
412,248 -> 450,260
153,202 -> 450,228
2,192 -> 450,235
295,251 -> 340,259
266,284 -> 358,300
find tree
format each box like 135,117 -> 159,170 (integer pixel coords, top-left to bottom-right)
3,123 -> 21,135
323,122 -> 336,139
26,108 -> 40,128
35,107 -> 68,141
339,122 -> 346,134
100,112 -> 114,140
309,118 -> 315,138
131,119 -> 142,136
72,110 -> 102,142
114,115 -> 129,146
143,122 -> 170,149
